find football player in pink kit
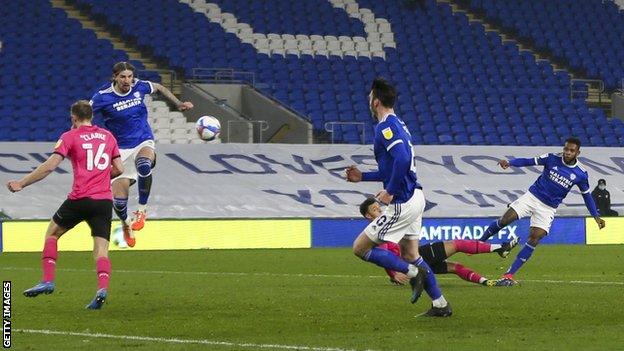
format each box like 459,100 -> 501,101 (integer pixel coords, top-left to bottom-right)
360,198 -> 518,286
7,100 -> 123,309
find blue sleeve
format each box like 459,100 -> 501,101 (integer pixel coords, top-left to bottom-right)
378,122 -> 404,152
89,93 -> 103,115
376,121 -> 410,195
362,171 -> 383,181
137,80 -> 154,95
509,153 -> 548,167
582,192 -> 599,217
386,145 -> 411,196
579,173 -> 598,216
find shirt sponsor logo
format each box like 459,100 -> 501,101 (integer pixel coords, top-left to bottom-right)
548,170 -> 573,188
112,97 -> 142,111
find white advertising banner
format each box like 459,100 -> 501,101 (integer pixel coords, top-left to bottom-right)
0,142 -> 622,219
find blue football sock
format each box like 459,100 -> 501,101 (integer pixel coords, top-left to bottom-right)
113,197 -> 128,222
136,157 -> 153,206
412,257 -> 442,300
363,248 -> 409,273
481,219 -> 503,241
506,243 -> 536,275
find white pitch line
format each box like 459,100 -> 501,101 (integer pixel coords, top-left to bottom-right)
1,266 -> 622,286
15,328 -> 370,351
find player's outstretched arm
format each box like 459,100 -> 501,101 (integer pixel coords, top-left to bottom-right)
152,82 -> 194,111
6,154 -> 63,192
579,181 -> 605,229
345,165 -> 383,182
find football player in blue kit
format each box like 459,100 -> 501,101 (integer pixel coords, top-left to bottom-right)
346,78 -> 451,317
90,62 -> 193,247
479,137 -> 605,286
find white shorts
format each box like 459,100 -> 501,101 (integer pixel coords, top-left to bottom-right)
113,139 -> 155,182
509,192 -> 556,233
364,189 -> 425,243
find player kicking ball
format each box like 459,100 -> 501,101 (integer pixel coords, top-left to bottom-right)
7,101 -> 123,309
479,137 -> 605,286
360,198 -> 519,286
90,62 -> 194,247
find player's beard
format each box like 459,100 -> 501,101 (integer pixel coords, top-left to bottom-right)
369,102 -> 377,121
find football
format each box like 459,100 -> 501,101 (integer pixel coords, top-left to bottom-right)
195,115 -> 221,141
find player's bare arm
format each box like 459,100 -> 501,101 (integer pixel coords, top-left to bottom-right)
111,156 -> 124,179
7,154 -> 64,192
152,82 -> 194,111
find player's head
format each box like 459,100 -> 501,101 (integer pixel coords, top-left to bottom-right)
369,78 -> 396,120
563,137 -> 581,163
360,197 -> 382,220
70,100 -> 93,128
111,61 -> 136,93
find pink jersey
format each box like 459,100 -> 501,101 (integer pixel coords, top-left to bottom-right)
53,125 -> 120,200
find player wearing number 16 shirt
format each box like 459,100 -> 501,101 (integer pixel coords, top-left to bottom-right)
6,100 -> 124,309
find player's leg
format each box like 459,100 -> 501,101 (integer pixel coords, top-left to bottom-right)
401,238 -> 447,307
24,201 -> 76,297
132,144 -> 155,231
400,190 -> 451,316
500,226 -> 547,283
86,199 -> 113,309
113,178 -> 135,247
352,233 -> 422,278
446,237 -> 519,258
497,199 -> 554,285
446,261 -> 491,286
480,207 -> 519,241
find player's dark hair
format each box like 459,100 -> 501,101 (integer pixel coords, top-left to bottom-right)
111,61 -> 136,81
359,197 -> 376,218
370,78 -> 397,108
71,100 -> 93,121
565,137 -> 581,149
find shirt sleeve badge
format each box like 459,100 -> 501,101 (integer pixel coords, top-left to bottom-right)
382,127 -> 393,140
54,139 -> 62,149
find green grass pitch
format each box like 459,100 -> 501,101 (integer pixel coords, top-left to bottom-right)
1,245 -> 622,350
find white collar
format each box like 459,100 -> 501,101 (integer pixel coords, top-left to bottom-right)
379,112 -> 395,123
111,81 -> 133,97
561,155 -> 578,168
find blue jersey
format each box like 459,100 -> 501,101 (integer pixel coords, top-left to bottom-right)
514,153 -> 591,208
362,114 -> 421,203
90,79 -> 154,149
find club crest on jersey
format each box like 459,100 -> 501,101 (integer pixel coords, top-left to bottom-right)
54,139 -> 62,149
382,127 -> 393,140
570,173 -> 576,180
134,92 -> 141,98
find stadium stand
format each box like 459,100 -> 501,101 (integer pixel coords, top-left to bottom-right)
463,0 -> 624,90
70,0 -> 623,146
0,0 -> 160,141
2,0 -> 622,145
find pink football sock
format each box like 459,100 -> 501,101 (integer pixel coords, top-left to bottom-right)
96,257 -> 111,290
453,263 -> 484,284
41,237 -> 58,282
453,239 -> 492,254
